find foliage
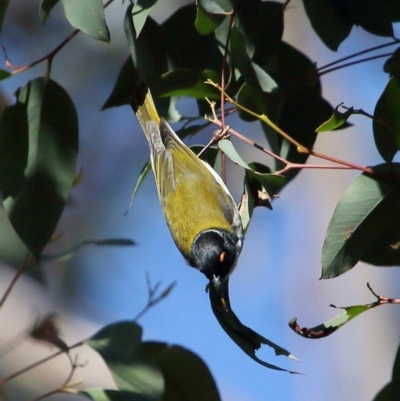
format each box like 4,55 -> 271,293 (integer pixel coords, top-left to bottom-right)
0,0 -> 400,400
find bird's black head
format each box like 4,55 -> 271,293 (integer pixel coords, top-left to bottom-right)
190,229 -> 238,283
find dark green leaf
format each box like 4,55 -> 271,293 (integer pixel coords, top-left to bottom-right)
0,0 -> 9,32
126,160 -> 152,215
39,0 -> 60,24
209,279 -> 300,373
237,83 -> 279,122
148,69 -> 220,99
247,162 -> 284,199
85,321 -> 164,399
80,389 -> 127,401
321,164 -> 400,279
42,238 -> 135,262
273,41 -> 320,91
143,342 -> 221,401
384,47 -> 400,76
238,175 -> 255,233
373,71 -> 400,162
0,78 -> 78,259
361,221 -> 400,266
372,383 -> 394,401
386,0 -> 400,21
198,0 -> 233,14
102,57 -> 138,110
289,304 -> 371,339
191,145 -> 219,166
302,0 -> 353,51
195,2 -> 225,35
162,5 -> 222,73
61,0 -> 110,42
277,88 -> 331,183
392,341 -> 400,397
229,25 -> 277,92
347,0 -> 393,37
124,5 -> 179,122
0,69 -> 11,82
316,104 -> 354,132
132,0 -> 158,38
252,2 -> 285,65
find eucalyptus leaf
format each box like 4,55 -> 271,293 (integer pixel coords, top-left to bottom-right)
302,0 -> 353,51
198,0 -> 233,14
0,0 -> 9,32
132,0 -> 159,38
289,304 -> 370,339
0,78 -> 78,259
39,0 -> 60,24
321,164 -> 400,279
61,0 -> 110,42
85,321 -> 164,399
316,104 -> 354,132
143,342 -> 221,401
195,2 -> 225,35
373,71 -> 400,162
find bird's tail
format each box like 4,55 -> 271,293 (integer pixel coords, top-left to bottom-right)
130,80 -> 161,142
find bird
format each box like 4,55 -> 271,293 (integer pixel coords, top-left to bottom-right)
130,81 -> 243,293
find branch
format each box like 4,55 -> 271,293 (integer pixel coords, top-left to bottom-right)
5,0 -> 116,76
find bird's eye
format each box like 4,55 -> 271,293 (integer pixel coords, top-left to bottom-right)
219,251 -> 226,263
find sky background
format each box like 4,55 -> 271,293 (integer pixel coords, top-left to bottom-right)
0,0 -> 400,400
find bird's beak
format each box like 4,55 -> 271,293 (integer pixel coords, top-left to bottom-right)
212,275 -> 228,312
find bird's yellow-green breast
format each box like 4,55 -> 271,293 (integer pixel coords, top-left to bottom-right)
155,134 -> 236,258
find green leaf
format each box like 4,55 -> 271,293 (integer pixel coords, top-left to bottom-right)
0,0 -> 9,32
384,47 -> 400,76
289,304 -> 371,339
373,71 -> 400,162
148,69 -> 220,99
80,389 -> 127,401
143,342 -> 221,401
162,5 -> 222,73
198,0 -> 233,14
316,104 -> 354,132
195,2 -> 225,35
209,279 -> 300,373
85,321 -> 164,399
277,88 -> 332,183
125,160 -> 152,215
302,0 -> 353,51
39,0 -> 60,24
132,0 -> 158,38
252,1 -> 285,65
61,0 -> 110,42
42,238 -> 135,263
372,383 -> 394,401
229,25 -> 277,92
274,41 -> 320,91
102,56 -> 138,110
0,69 -> 11,82
347,0 -> 393,37
237,83 -> 278,122
124,5 -> 179,122
321,164 -> 400,279
0,78 -> 78,260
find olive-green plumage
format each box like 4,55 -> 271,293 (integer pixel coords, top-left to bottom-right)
130,81 -> 243,286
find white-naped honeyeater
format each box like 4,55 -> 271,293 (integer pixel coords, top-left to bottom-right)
130,81 -> 243,293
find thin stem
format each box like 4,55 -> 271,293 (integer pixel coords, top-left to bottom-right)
8,0 -> 116,75
0,253 -> 33,308
219,11 -> 235,183
317,39 -> 400,72
318,52 -> 393,78
205,79 -> 394,177
0,342 -> 83,385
